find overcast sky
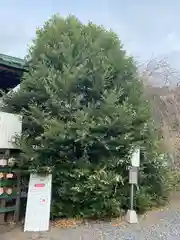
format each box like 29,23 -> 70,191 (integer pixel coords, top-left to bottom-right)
0,0 -> 179,65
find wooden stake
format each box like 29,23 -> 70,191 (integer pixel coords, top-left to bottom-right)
14,172 -> 21,223
0,200 -> 6,225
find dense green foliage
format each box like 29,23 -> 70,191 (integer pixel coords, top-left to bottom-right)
2,15 -> 169,218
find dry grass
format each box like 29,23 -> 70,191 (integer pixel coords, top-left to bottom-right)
141,59 -> 180,170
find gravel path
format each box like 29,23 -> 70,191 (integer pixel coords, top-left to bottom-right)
1,195 -> 180,239
50,205 -> 180,240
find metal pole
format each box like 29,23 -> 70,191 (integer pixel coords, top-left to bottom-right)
130,184 -> 134,210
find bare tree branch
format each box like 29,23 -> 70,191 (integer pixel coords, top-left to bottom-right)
140,58 -> 180,169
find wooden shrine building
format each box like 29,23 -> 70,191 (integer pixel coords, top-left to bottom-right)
0,53 -> 27,225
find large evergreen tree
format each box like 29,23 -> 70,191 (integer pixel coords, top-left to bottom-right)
2,15 -> 168,218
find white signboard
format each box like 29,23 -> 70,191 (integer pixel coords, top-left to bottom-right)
0,111 -> 22,149
129,166 -> 138,184
24,174 -> 52,232
130,148 -> 140,167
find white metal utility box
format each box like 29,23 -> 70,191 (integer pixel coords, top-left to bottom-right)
0,111 -> 22,149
